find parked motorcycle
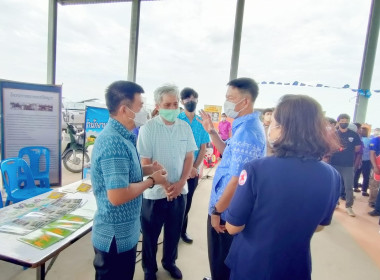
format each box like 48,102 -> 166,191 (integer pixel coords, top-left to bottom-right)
62,124 -> 90,173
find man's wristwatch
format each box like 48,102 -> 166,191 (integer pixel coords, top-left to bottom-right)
211,205 -> 222,216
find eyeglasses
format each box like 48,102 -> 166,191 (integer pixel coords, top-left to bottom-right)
182,97 -> 198,104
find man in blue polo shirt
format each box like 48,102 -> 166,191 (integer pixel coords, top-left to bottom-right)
91,81 -> 168,280
368,135 -> 380,217
199,77 -> 266,280
178,87 -> 210,244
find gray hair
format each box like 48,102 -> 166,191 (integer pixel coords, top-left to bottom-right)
153,84 -> 179,105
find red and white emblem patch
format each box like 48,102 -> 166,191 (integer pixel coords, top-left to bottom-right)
238,170 -> 247,186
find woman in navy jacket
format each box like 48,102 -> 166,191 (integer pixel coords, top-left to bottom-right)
225,94 -> 341,280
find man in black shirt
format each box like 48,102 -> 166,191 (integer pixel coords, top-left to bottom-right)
330,113 -> 361,217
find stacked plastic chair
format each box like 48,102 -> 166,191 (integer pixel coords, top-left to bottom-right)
0,158 -> 51,206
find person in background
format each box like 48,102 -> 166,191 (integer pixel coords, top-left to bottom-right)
326,117 -> 337,130
330,113 -> 361,217
178,87 -> 210,244
91,81 -> 168,280
368,173 -> 379,208
262,108 -> 273,129
199,77 -> 266,280
354,126 -> 371,196
371,128 -> 380,138
322,117 -> 338,163
151,107 -> 159,118
225,95 -> 341,280
262,108 -> 274,156
218,113 -> 232,141
368,134 -> 380,217
137,84 -> 197,280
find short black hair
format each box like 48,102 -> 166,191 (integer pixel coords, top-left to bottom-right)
105,81 -> 144,114
227,77 -> 259,102
180,87 -> 198,100
326,117 -> 337,125
353,122 -> 362,130
273,95 -> 340,159
263,108 -> 274,115
337,113 -> 350,122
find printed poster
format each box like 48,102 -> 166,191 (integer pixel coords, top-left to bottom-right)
0,80 -> 62,186
83,106 -> 109,179
204,105 -> 222,123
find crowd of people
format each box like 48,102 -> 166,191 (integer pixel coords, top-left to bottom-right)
90,78 -> 380,280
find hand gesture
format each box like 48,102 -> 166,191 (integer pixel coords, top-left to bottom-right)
151,169 -> 168,186
199,110 -> 215,134
211,214 -> 226,233
152,161 -> 164,172
189,166 -> 198,179
167,180 -> 185,201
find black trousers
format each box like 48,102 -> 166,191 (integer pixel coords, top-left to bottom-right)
207,215 -> 233,280
141,196 -> 186,274
354,160 -> 372,192
93,238 -> 137,280
181,176 -> 199,235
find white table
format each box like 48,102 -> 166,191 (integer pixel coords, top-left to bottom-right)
0,181 -> 97,280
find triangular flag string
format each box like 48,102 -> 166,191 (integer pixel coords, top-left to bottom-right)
259,80 -> 378,98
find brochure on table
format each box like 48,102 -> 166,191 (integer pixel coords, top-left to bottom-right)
0,181 -> 95,249
19,214 -> 91,249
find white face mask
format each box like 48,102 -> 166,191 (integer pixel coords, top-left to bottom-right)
128,107 -> 148,127
264,115 -> 272,123
267,125 -> 280,148
223,98 -> 246,119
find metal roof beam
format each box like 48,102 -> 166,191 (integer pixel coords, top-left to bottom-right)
354,0 -> 380,123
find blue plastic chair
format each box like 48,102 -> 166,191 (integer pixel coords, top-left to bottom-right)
0,158 -> 52,206
18,146 -> 50,188
0,190 -> 3,208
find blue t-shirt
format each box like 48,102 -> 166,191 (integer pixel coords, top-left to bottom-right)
369,136 -> 380,156
208,112 -> 266,220
178,112 -> 210,162
91,118 -> 143,253
225,157 -> 341,280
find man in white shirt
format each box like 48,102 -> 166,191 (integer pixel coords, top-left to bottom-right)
137,84 -> 197,280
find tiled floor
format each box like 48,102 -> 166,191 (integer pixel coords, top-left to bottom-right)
1,164 -> 380,279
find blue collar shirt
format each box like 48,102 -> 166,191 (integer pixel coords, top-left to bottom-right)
178,112 -> 210,162
209,112 -> 266,220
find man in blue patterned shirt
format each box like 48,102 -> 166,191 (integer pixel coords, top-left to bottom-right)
200,77 -> 266,280
91,81 -> 167,280
178,87 -> 210,244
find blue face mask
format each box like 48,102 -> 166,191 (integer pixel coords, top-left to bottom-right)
159,108 -> 180,123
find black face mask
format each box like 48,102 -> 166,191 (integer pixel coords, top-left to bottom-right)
184,101 -> 197,113
339,123 -> 349,129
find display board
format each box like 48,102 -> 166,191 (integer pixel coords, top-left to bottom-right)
0,80 -> 62,186
83,106 -> 109,179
